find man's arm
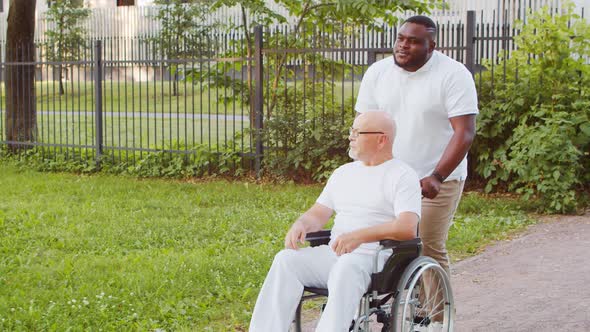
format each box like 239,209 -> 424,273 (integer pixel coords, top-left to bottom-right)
284,203 -> 334,250
421,114 -> 476,199
331,212 -> 419,256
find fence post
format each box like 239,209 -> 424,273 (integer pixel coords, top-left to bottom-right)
367,50 -> 376,66
94,40 -> 103,166
465,10 -> 476,74
253,25 -> 264,178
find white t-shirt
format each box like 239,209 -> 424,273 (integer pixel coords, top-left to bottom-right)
316,159 -> 421,255
355,51 -> 479,180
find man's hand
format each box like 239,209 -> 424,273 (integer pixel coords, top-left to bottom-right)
424,114 -> 476,199
284,221 -> 307,250
284,203 -> 334,250
331,232 -> 363,256
420,175 -> 441,199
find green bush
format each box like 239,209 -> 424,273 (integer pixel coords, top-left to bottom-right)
0,141 -> 245,179
106,143 -> 244,178
262,82 -> 354,182
473,4 -> 590,212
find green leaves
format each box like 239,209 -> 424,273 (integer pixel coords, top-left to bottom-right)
285,0 -> 444,27
1,140 -> 245,179
151,0 -> 217,60
473,2 -> 590,213
262,81 -> 354,182
42,0 -> 91,69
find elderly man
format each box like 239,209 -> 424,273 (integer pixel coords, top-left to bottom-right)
249,112 -> 422,332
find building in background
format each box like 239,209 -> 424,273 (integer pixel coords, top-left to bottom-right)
0,0 -> 587,36
0,0 -> 586,47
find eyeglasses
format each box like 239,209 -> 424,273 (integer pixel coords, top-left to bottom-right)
349,127 -> 385,138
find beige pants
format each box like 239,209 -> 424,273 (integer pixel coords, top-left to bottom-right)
420,179 -> 465,274
418,180 -> 465,319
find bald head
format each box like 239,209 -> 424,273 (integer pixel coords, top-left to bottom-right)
349,112 -> 396,165
356,111 -> 396,145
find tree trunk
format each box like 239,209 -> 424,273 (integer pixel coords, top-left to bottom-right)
247,45 -> 255,127
58,65 -> 65,95
239,5 -> 256,128
173,71 -> 178,97
5,0 -> 37,151
70,66 -> 76,96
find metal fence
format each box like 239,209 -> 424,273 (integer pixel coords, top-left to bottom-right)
0,9 -> 583,174
0,34 -> 255,169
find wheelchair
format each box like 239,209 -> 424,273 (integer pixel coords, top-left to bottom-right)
292,230 -> 454,332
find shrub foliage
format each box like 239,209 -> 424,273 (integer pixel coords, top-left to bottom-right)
473,5 -> 590,212
262,82 -> 354,182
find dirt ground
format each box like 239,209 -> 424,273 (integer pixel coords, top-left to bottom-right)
453,212 -> 590,332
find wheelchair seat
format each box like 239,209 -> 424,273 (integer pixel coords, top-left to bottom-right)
293,230 -> 454,332
301,230 -> 421,297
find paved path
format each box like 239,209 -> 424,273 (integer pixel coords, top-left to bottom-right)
453,213 -> 590,332
298,213 -> 590,331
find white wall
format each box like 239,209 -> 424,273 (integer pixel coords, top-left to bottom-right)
572,0 -> 590,7
0,0 -> 586,40
0,0 -> 156,14
87,0 -> 116,8
2,0 -> 587,15
86,0 -> 153,7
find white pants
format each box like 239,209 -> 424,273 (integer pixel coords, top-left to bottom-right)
249,245 -> 386,332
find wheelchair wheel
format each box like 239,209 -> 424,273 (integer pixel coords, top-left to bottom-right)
391,256 -> 454,332
291,296 -> 326,332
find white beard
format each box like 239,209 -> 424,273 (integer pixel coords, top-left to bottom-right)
348,147 -> 357,160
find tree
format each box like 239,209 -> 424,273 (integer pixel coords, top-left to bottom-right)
201,1 -> 285,125
43,0 -> 90,95
151,0 -> 216,96
209,0 -> 446,122
264,0 -> 447,115
203,0 -> 445,178
5,0 -> 37,151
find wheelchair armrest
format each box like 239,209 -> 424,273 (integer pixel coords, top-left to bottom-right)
371,238 -> 422,294
305,230 -> 331,247
379,238 -> 422,250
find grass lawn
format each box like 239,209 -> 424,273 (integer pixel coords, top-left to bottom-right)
2,81 -> 250,116
0,80 -> 360,116
0,110 -> 251,150
0,162 -> 534,331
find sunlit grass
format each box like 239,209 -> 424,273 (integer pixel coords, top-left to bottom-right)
0,106 -> 251,149
0,163 -> 535,330
0,80 -> 361,116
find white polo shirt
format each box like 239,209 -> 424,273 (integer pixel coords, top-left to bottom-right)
316,159 -> 421,255
355,51 -> 479,181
